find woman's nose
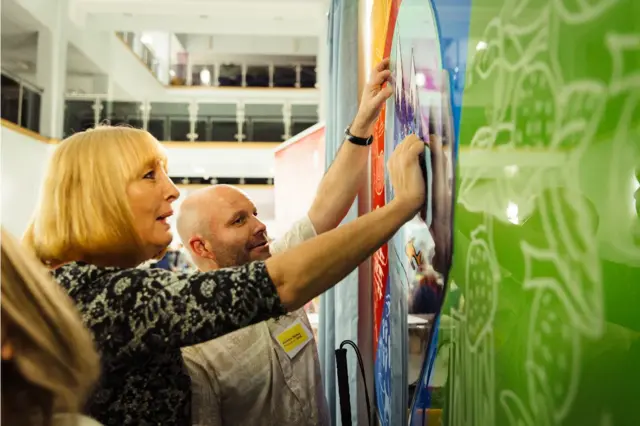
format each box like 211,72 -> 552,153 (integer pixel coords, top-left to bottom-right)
165,178 -> 180,202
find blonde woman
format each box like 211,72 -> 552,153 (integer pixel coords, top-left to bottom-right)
1,228 -> 101,426
25,126 -> 426,425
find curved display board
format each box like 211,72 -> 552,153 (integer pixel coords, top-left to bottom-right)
370,0 -> 640,425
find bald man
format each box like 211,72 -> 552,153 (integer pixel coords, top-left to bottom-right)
178,59 -> 394,426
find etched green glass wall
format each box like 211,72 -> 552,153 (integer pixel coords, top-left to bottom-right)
440,0 -> 640,425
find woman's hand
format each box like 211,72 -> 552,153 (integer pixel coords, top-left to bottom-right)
350,58 -> 393,137
388,134 -> 427,217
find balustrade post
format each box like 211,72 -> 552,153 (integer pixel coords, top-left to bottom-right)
187,101 -> 199,142
294,64 -> 302,88
282,102 -> 292,140
139,101 -> 151,131
268,63 -> 275,88
235,102 -> 246,142
91,98 -> 103,127
213,63 -> 220,87
241,63 -> 248,87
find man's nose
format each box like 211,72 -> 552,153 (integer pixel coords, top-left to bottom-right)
254,218 -> 267,235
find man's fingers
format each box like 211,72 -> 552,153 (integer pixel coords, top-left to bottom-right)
375,58 -> 391,72
372,83 -> 394,104
369,58 -> 391,81
410,135 -> 427,152
400,134 -> 426,158
370,69 -> 392,88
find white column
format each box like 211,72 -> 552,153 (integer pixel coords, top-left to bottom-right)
186,55 -> 193,86
235,102 -> 245,142
36,0 -> 69,138
282,102 -> 292,140
187,101 -> 199,142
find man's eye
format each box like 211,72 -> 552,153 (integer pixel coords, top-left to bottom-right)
233,217 -> 244,225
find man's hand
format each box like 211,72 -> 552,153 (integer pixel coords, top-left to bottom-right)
350,58 -> 394,138
388,134 -> 427,216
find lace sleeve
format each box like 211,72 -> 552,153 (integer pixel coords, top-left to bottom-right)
93,261 -> 286,354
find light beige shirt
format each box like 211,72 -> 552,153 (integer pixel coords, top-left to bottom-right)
182,216 -> 330,426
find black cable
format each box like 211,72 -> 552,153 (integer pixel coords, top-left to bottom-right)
335,348 -> 352,426
338,339 -> 373,426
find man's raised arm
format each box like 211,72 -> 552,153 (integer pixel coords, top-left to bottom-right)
308,59 -> 393,234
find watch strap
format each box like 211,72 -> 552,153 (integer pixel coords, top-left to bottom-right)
344,126 -> 373,146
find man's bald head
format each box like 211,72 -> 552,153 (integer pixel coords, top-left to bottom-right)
176,185 -> 270,271
177,185 -> 238,241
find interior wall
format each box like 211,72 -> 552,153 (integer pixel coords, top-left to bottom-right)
273,124 -> 326,234
1,124 -> 54,238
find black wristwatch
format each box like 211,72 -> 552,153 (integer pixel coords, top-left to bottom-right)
344,126 -> 373,146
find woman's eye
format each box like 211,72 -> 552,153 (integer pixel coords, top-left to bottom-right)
143,170 -> 155,179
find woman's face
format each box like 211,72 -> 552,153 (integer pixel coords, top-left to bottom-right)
127,162 -> 179,257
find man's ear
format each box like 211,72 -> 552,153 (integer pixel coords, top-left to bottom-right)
188,236 -> 216,262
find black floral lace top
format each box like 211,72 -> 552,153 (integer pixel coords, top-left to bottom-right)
52,261 -> 286,426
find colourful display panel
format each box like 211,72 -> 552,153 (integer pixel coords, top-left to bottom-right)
370,0 -> 640,425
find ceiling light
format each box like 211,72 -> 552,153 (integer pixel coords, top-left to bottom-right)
200,69 -> 211,85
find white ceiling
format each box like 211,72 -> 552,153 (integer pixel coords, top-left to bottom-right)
73,0 -> 327,37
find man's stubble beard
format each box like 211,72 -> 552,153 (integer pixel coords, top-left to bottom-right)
214,247 -> 271,269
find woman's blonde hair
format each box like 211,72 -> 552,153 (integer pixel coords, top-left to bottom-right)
1,228 -> 101,425
23,126 -> 167,265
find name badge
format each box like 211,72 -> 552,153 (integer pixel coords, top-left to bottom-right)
275,319 -> 312,359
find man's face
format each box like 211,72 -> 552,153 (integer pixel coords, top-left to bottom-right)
204,188 -> 271,268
